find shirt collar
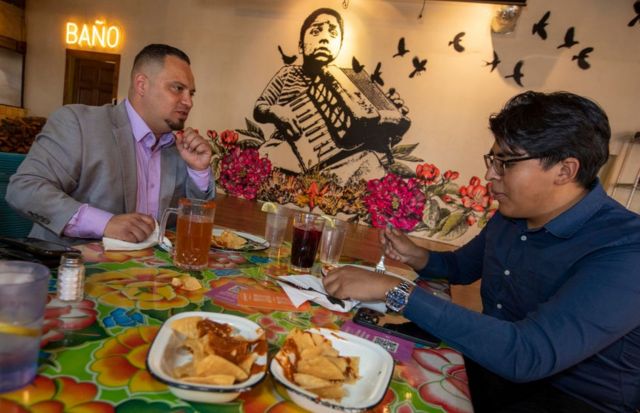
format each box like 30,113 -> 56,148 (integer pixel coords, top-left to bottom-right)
541,179 -> 606,238
124,99 -> 175,148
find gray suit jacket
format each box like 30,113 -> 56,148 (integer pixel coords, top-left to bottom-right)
6,102 -> 215,244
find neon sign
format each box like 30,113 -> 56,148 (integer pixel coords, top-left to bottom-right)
65,19 -> 121,49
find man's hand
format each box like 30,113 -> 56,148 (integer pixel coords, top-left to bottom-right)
175,127 -> 213,171
323,265 -> 401,301
381,226 -> 429,271
269,104 -> 301,140
104,213 -> 155,243
387,88 -> 409,116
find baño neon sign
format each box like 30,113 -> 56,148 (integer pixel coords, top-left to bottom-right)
65,19 -> 122,49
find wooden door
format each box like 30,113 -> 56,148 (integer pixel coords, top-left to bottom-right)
63,50 -> 120,106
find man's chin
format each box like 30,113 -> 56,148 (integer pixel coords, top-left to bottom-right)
166,119 -> 186,131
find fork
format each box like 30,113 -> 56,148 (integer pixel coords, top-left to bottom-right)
375,223 -> 392,274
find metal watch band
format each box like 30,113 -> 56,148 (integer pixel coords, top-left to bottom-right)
385,280 -> 414,312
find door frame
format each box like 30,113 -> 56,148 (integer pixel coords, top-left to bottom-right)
63,49 -> 121,105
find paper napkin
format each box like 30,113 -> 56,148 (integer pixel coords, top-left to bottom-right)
103,220 -> 162,251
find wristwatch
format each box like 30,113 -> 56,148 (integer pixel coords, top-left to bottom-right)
385,280 -> 415,313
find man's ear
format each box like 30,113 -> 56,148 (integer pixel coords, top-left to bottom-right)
555,157 -> 580,185
132,73 -> 148,97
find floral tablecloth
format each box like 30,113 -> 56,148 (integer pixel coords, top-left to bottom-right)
0,243 -> 472,413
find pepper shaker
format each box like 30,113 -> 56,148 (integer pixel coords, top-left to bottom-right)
56,252 -> 85,302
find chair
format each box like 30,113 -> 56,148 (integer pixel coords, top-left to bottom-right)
0,152 -> 32,237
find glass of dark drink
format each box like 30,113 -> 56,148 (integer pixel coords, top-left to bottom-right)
290,212 -> 325,272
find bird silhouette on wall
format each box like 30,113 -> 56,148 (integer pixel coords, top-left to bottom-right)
409,56 -> 427,78
572,47 -> 594,69
629,1 -> 640,27
505,60 -> 524,86
277,45 -> 297,65
557,27 -> 579,49
483,51 -> 501,72
371,62 -> 384,86
532,11 -> 551,40
352,56 -> 365,73
393,37 -> 410,58
448,32 -> 466,52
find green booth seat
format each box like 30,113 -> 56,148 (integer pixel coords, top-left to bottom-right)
0,152 -> 33,238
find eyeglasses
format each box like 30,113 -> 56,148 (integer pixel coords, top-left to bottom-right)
483,153 -> 539,176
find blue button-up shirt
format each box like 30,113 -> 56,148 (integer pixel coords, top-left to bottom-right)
404,181 -> 640,412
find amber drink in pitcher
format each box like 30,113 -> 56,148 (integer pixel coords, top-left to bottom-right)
159,198 -> 216,270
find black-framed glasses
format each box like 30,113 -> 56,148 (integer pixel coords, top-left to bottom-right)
483,153 -> 539,176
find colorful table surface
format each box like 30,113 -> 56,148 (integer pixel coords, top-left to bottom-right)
0,242 -> 472,413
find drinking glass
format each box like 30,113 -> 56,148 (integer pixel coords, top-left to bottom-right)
265,212 -> 289,250
319,219 -> 347,266
290,212 -> 325,272
0,261 -> 50,392
159,198 -> 216,270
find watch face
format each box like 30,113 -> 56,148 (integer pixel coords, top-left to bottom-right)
386,287 -> 408,312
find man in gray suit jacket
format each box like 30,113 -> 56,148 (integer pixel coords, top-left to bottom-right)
6,44 -> 215,244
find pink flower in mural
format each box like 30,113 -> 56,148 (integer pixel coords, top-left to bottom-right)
364,173 -> 426,231
397,347 -> 472,413
416,163 -> 440,184
459,176 -> 494,214
219,146 -> 272,200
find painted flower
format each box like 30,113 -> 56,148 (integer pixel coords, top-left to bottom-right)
397,347 -> 472,413
208,250 -> 247,269
310,307 -> 349,329
219,129 -> 239,147
364,173 -> 426,231
416,163 -> 440,184
41,295 -> 99,347
458,176 -> 494,213
256,316 -> 287,342
103,308 -> 144,328
85,267 -> 205,310
90,326 -> 165,392
444,170 -> 460,181
219,146 -> 272,200
0,376 -> 114,412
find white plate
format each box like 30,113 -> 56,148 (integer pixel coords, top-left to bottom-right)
321,263 -> 413,283
270,328 -> 394,413
211,228 -> 269,251
146,311 -> 267,404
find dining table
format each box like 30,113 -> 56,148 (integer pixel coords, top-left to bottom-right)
0,194 -> 472,413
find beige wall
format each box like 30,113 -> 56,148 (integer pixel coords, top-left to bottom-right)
21,0 -> 640,240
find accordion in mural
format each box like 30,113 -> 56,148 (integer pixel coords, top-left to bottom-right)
287,65 -> 410,172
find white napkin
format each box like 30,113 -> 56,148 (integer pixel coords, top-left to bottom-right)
277,275 -> 359,312
103,220 -> 161,251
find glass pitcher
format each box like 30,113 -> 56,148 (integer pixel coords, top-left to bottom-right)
159,198 -> 216,270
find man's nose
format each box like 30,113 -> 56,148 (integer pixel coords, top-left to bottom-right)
485,164 -> 499,181
182,92 -> 193,108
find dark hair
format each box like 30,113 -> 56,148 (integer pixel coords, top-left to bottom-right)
489,91 -> 610,188
132,44 -> 190,72
298,8 -> 344,50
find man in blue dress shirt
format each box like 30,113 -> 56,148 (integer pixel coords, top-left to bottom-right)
324,91 -> 640,412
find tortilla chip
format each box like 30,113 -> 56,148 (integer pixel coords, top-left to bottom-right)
298,355 -> 345,381
171,317 -> 201,339
294,373 -> 334,390
196,354 -> 249,381
212,230 -> 246,249
238,352 -> 258,375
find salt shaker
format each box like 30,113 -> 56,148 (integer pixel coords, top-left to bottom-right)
56,252 -> 85,302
